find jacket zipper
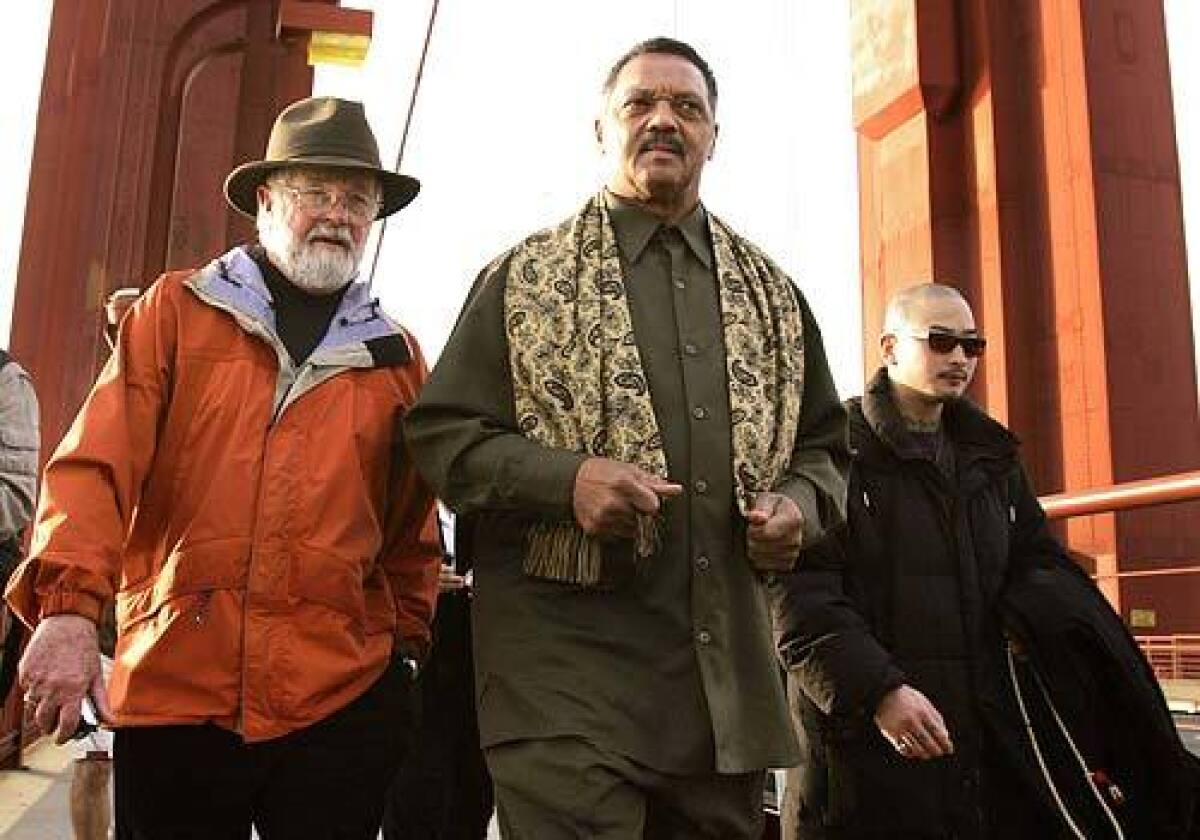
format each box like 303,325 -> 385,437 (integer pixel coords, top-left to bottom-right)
236,353 -> 301,734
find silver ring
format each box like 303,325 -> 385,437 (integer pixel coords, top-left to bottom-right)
897,735 -> 913,752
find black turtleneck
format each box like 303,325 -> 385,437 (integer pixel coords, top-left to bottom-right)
247,243 -> 348,365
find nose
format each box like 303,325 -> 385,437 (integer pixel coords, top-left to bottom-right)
322,195 -> 353,223
645,98 -> 680,130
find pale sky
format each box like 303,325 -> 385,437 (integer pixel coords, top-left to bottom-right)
315,0 -> 865,394
1,1 -> 1197,403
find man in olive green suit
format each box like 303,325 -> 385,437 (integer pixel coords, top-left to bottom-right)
405,37 -> 849,839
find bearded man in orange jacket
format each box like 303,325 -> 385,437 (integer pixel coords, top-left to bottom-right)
5,96 -> 441,839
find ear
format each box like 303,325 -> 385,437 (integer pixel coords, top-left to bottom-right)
708,123 -> 719,160
880,333 -> 898,366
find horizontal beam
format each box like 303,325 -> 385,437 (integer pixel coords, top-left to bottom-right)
1041,470 -> 1200,520
277,0 -> 372,39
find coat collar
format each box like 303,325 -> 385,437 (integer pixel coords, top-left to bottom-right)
185,245 -> 412,367
853,367 -> 1018,467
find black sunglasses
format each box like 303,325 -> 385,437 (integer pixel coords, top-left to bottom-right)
908,331 -> 987,358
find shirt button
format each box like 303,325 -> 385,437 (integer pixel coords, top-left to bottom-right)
692,406 -> 708,420
683,342 -> 698,356
694,478 -> 709,494
695,555 -> 711,571
696,629 -> 713,645
673,277 -> 686,290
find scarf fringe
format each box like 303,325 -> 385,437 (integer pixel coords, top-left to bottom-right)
524,515 -> 662,587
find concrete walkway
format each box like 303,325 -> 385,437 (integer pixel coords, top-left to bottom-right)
0,738 -> 78,839
0,736 -> 501,839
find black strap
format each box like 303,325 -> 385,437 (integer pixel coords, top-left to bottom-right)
0,353 -> 25,702
0,618 -> 24,704
0,536 -> 23,703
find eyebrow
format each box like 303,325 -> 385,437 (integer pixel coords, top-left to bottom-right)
927,324 -> 980,335
621,88 -> 706,103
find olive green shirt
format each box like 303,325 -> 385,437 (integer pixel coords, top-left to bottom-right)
405,194 -> 849,774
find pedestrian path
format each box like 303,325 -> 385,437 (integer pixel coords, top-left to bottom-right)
0,736 -> 501,838
0,737 -> 76,839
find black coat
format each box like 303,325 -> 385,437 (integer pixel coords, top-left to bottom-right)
1002,562 -> 1200,839
772,370 -> 1072,838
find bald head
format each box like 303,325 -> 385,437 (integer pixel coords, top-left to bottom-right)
879,282 -> 982,420
882,283 -> 972,336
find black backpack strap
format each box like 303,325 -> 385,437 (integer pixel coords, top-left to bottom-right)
0,352 -> 27,702
0,616 -> 23,704
0,536 -> 23,703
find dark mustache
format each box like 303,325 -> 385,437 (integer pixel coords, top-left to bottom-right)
639,132 -> 684,154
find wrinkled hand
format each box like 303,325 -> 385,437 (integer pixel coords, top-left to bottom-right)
18,614 -> 113,744
746,492 -> 803,571
875,684 -> 954,760
573,458 -> 683,540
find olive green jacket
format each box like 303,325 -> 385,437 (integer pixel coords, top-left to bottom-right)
405,198 -> 849,774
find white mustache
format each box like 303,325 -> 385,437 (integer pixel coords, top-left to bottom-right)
306,225 -> 354,248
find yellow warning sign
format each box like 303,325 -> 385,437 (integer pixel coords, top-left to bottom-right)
308,32 -> 371,68
1128,608 -> 1157,629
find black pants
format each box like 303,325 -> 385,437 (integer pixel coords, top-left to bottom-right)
382,590 -> 492,839
114,659 -> 415,839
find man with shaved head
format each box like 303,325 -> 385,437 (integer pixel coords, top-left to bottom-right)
774,283 -> 1082,837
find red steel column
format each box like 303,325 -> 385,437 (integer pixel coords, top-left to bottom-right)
9,0 -> 315,466
851,0 -> 1198,627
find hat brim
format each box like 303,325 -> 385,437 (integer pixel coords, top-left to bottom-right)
223,156 -> 421,220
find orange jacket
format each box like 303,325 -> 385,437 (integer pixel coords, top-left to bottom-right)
5,247 -> 441,741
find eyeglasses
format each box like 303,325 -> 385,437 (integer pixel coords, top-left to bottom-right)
907,331 -> 987,358
280,186 -> 380,224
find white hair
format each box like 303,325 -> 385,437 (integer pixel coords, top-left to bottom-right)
255,172 -> 364,294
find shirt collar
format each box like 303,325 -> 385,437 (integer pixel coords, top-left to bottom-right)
603,190 -> 713,269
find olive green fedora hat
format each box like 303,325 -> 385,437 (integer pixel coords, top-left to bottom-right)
224,96 -> 419,219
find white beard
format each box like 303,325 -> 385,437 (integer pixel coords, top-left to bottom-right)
257,206 -> 363,295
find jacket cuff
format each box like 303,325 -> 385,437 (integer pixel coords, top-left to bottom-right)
515,448 -> 589,520
864,667 -> 908,718
37,589 -> 105,625
773,475 -> 825,548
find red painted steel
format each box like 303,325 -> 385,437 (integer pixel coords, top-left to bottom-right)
1136,635 -> 1200,682
1042,471 -> 1200,520
850,0 -> 1200,630
278,0 -> 372,38
9,0 -> 315,474
3,0 -> 370,774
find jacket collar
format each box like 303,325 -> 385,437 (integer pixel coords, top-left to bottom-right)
185,245 -> 412,367
854,367 -> 1018,467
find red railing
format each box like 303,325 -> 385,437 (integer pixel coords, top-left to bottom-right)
1137,635 -> 1200,681
1040,470 -> 1200,520
1039,470 -> 1200,684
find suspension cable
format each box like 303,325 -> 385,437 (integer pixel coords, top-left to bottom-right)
366,0 -> 441,289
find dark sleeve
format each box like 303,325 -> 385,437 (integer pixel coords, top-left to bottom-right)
770,526 -> 906,720
0,364 -> 39,539
1007,463 -> 1075,579
402,258 -> 587,519
772,292 -> 851,547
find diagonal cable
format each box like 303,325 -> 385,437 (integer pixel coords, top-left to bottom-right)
366,0 -> 441,289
